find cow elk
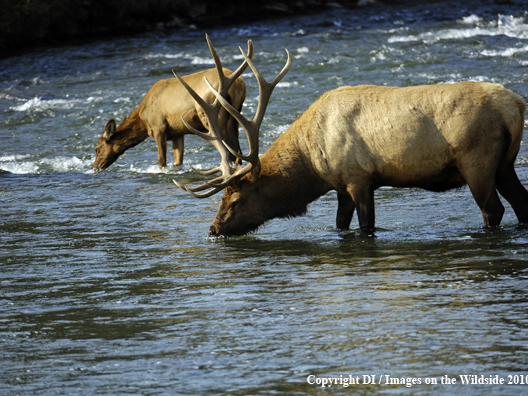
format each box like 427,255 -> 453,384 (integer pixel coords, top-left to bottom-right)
174,41 -> 528,237
92,35 -> 253,170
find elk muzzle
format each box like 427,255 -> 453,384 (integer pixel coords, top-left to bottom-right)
209,224 -> 221,237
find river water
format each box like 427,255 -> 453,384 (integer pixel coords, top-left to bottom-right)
1,1 -> 528,395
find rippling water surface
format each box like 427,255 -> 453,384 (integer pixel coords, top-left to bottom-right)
2,1 -> 528,395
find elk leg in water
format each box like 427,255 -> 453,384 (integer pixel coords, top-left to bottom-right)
459,160 -> 505,227
496,163 -> 528,223
150,126 -> 168,168
173,136 -> 184,166
475,187 -> 504,227
336,191 -> 355,229
347,182 -> 375,232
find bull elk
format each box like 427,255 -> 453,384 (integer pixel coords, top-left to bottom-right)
92,35 -> 253,170
174,41 -> 528,237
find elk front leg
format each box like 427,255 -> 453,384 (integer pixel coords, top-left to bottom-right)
154,133 -> 168,168
347,182 -> 375,232
336,191 -> 355,229
173,136 -> 184,166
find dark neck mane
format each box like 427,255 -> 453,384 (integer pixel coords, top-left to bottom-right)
252,130 -> 331,222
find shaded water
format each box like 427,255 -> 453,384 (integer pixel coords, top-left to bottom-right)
2,1 -> 528,395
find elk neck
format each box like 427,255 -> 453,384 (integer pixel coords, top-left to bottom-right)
249,122 -> 332,220
112,108 -> 149,152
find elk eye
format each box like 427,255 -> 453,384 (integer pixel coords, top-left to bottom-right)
230,200 -> 239,210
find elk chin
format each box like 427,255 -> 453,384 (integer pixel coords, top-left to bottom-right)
209,221 -> 260,237
92,151 -> 119,171
92,159 -> 105,171
92,158 -> 110,171
209,208 -> 262,237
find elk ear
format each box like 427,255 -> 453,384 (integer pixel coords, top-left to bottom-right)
103,119 -> 116,141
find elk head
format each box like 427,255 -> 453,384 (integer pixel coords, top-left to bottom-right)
173,38 -> 292,236
92,118 -> 122,170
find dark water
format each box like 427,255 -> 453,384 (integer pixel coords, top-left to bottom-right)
2,1 -> 528,395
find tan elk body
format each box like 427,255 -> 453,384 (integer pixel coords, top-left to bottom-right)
92,67 -> 246,170
174,39 -> 528,236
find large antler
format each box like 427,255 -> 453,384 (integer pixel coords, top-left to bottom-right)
172,34 -> 254,198
174,36 -> 293,197
205,45 -> 293,190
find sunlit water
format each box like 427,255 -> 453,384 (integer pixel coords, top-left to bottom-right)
1,1 -> 528,395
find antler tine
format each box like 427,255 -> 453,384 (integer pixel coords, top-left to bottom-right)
246,47 -> 293,130
173,179 -> 224,198
173,171 -> 225,192
205,34 -> 228,101
188,163 -> 223,176
224,38 -> 254,84
172,69 -> 211,112
206,34 -> 254,100
178,112 -> 214,142
206,34 -> 223,78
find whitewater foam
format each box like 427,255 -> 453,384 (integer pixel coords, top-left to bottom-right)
144,52 -> 184,60
388,14 -> 528,44
9,96 -> 101,112
481,45 -> 528,57
0,155 -> 92,174
128,164 -> 187,175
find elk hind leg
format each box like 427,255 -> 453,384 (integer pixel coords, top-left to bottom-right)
496,163 -> 528,223
462,167 -> 505,227
347,182 -> 375,232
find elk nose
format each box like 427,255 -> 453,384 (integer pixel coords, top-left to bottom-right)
209,225 -> 218,237
92,160 -> 103,171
